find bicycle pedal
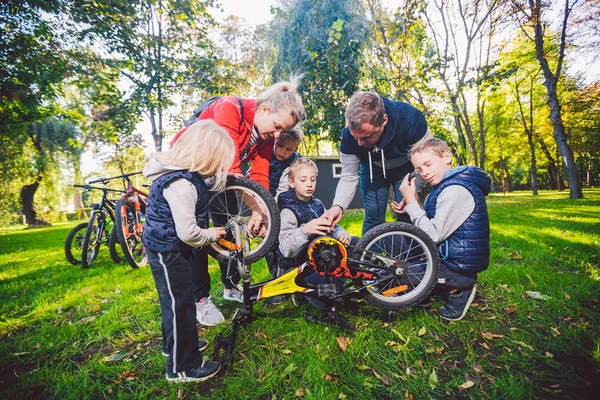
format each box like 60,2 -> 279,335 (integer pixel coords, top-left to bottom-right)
317,284 -> 337,297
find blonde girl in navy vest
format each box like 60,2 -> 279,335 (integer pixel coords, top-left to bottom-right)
142,120 -> 234,382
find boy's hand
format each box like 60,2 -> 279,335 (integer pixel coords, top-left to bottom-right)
337,233 -> 351,246
392,198 -> 407,214
399,173 -> 418,205
301,217 -> 331,236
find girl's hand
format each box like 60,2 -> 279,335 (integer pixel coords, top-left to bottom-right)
392,199 -> 407,214
337,233 -> 351,246
301,217 -> 331,236
212,226 -> 227,241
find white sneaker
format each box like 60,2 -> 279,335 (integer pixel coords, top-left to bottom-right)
223,286 -> 244,303
196,297 -> 225,326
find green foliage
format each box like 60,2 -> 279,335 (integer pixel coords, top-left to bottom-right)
271,0 -> 367,141
1,192 -> 599,397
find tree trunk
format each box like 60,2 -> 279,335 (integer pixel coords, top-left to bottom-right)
528,131 -> 538,195
20,179 -> 49,227
530,0 -> 582,198
536,135 -> 559,190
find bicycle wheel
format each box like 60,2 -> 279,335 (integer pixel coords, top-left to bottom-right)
352,222 -> 439,309
108,226 -> 125,263
115,198 -> 147,269
81,212 -> 104,268
65,222 -> 88,265
206,176 -> 280,264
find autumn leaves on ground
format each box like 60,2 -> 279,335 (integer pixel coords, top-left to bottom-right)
0,190 -> 599,399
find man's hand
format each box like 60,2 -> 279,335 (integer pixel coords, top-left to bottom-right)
399,173 -> 418,205
337,233 -> 351,246
301,217 -> 332,236
322,205 -> 343,230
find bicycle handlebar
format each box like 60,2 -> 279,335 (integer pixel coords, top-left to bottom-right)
73,184 -> 123,193
88,171 -> 141,184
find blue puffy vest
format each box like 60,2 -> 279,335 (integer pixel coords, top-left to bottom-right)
424,166 -> 491,273
143,170 -> 209,253
277,189 -> 325,268
269,152 -> 301,196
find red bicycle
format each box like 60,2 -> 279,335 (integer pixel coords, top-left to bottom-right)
100,172 -> 148,269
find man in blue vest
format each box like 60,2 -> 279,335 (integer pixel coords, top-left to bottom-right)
394,137 -> 491,321
323,92 -> 432,235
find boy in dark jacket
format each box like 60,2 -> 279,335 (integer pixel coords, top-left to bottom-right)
394,137 -> 491,321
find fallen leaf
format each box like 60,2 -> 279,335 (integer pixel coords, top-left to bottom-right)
551,327 -> 561,336
13,352 -> 29,356
103,351 -> 133,362
429,369 -> 438,389
418,326 -> 427,336
506,305 -> 517,314
482,342 -> 490,350
295,388 -> 304,397
473,364 -> 484,373
481,332 -> 504,340
563,292 -> 570,299
338,394 -> 347,399
178,388 -> 183,399
406,367 -> 411,375
336,337 -> 351,352
513,340 -> 535,351
545,352 -> 554,358
357,365 -> 370,371
405,391 -> 414,400
509,252 -> 523,260
323,373 -> 341,383
459,380 -> 475,390
118,370 -> 141,381
256,331 -> 267,339
380,373 -> 391,386
282,363 -> 297,376
525,291 -> 552,301
76,315 -> 96,324
90,304 -> 101,313
282,349 -> 292,355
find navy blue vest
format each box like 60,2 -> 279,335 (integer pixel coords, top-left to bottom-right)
269,152 -> 301,196
277,189 -> 325,267
424,166 -> 491,273
143,170 -> 210,253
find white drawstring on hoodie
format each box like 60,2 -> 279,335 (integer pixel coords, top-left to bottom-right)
368,147 -> 387,183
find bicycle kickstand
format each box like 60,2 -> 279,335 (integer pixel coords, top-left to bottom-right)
212,307 -> 253,367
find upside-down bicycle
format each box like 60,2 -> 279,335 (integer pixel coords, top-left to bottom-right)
200,176 -> 440,365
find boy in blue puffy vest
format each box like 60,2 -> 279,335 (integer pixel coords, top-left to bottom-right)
278,158 -> 355,308
394,137 -> 491,321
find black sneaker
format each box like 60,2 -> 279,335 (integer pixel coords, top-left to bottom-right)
162,339 -> 209,357
438,285 -> 476,321
266,295 -> 287,305
166,359 -> 220,383
413,296 -> 432,309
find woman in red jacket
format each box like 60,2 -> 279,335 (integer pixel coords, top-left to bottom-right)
170,76 -> 305,326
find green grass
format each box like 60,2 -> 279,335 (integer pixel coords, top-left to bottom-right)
1,189 -> 599,399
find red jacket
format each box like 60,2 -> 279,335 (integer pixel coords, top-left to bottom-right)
170,97 -> 273,190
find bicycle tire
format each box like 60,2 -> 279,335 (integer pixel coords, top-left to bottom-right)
352,222 -> 439,309
115,198 -> 147,269
81,212 -> 103,268
64,222 -> 88,265
206,176 -> 280,264
108,226 -> 125,263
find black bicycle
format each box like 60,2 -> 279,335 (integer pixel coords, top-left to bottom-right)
71,184 -> 123,268
65,185 -> 124,265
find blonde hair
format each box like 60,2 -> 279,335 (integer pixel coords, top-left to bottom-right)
277,125 -> 303,145
408,137 -> 451,160
257,74 -> 305,125
345,92 -> 385,129
288,158 -> 318,181
154,120 -> 235,191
